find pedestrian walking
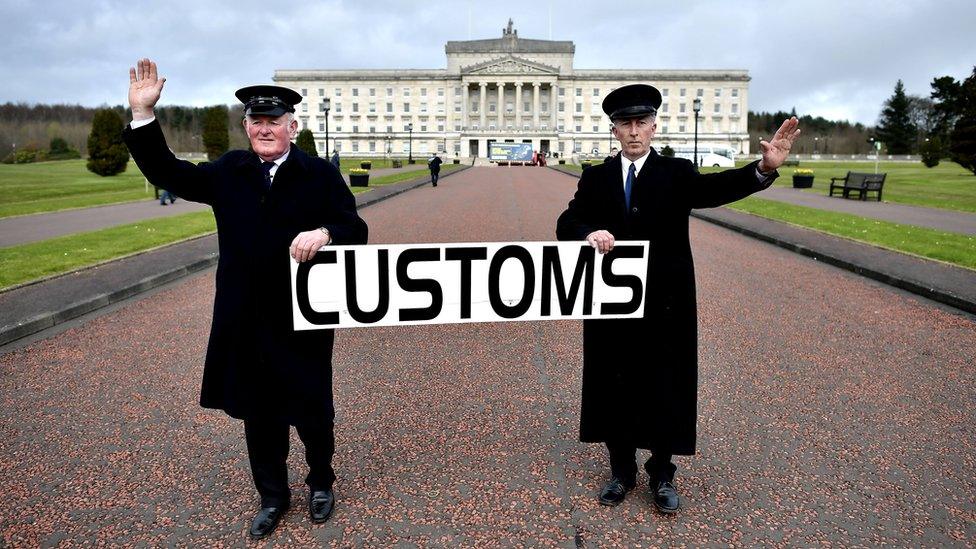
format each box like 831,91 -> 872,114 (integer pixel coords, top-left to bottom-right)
428,152 -> 442,186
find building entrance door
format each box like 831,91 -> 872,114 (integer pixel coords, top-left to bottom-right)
540,140 -> 550,154
469,140 -> 479,157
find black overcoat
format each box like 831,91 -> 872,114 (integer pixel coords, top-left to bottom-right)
123,120 -> 368,423
556,150 -> 774,454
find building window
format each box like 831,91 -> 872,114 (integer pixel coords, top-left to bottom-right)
455,124 -> 461,131
403,88 -> 411,97
437,88 -> 444,97
386,103 -> 393,113
592,125 -> 599,132
352,125 -> 359,133
505,102 -> 513,113
335,88 -> 341,96
558,87 -> 565,96
558,141 -> 565,152
731,104 -> 739,114
679,124 -> 685,132
679,103 -> 686,113
679,88 -> 686,97
454,102 -> 461,112
352,88 -> 358,97
369,103 -> 376,113
369,141 -> 375,151
662,88 -> 669,97
471,102 -> 478,112
523,101 -> 530,112
593,88 -> 599,96
661,103 -> 668,113
369,126 -> 375,133
454,87 -> 461,95
713,103 -> 720,113
732,88 -> 739,98
696,88 -> 703,97
714,88 -> 722,97
559,102 -> 565,112
731,122 -> 738,132
335,125 -> 342,132
575,103 -> 582,113
387,88 -> 393,97
318,141 -> 324,149
319,123 -> 325,131
403,103 -> 410,112
352,103 -> 359,112
387,125 -> 393,133
301,103 -> 308,112
421,125 -> 427,132
438,124 -> 444,132
335,103 -> 342,113
318,88 -> 324,97
575,88 -> 582,97
662,124 -> 668,133
301,88 -> 307,96
575,125 -> 582,132
541,101 -> 548,112
523,123 -> 530,130
558,124 -> 564,131
574,141 -> 581,153
489,104 -> 496,112
420,88 -> 427,96
421,102 -> 428,113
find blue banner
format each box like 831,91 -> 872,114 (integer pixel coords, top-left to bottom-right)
489,142 -> 534,161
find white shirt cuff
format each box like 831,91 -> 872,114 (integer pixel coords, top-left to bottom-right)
130,116 -> 155,129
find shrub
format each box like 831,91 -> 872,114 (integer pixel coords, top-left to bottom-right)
660,145 -> 675,157
349,168 -> 368,175
296,128 -> 318,157
48,137 -> 81,160
202,105 -> 229,161
793,168 -> 815,175
920,136 -> 941,168
87,109 -> 129,176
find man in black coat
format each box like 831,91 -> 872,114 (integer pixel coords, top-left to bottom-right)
556,84 -> 799,513
123,59 -> 368,539
428,152 -> 443,186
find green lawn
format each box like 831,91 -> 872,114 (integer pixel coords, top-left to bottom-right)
0,210 -> 216,290
0,159 -> 153,218
337,157 -> 412,174
350,163 -> 464,194
701,160 -> 976,213
726,197 -> 976,270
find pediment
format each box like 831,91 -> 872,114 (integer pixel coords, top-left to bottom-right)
461,55 -> 558,76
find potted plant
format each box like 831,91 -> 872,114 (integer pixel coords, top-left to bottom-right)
558,159 -> 566,165
391,159 -> 403,169
453,158 -> 460,164
360,160 -> 372,170
349,168 -> 369,187
581,161 -> 593,169
792,168 -> 814,188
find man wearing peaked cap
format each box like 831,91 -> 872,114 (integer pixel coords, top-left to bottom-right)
557,83 -> 800,514
122,59 -> 367,539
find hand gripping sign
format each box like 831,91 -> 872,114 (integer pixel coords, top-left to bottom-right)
291,241 -> 649,330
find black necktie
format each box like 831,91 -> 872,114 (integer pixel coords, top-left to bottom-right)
261,161 -> 275,191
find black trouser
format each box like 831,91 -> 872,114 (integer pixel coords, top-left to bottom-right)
430,171 -> 439,185
606,442 -> 676,485
244,416 -> 336,508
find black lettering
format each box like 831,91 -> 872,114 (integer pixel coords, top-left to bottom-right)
488,245 -> 535,319
541,245 -> 595,316
396,248 -> 443,321
345,249 -> 390,324
599,245 -> 644,315
295,250 -> 340,325
445,247 -> 488,319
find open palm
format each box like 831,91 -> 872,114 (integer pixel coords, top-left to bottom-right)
759,116 -> 801,172
128,58 -> 165,118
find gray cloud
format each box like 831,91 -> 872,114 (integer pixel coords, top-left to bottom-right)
1,0 -> 973,124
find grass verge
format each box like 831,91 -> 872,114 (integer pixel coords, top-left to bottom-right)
0,210 -> 216,290
726,197 -> 976,270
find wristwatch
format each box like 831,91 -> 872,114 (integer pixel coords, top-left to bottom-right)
318,226 -> 331,243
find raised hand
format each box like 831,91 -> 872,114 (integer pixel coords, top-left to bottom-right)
758,116 -> 801,173
128,58 -> 166,120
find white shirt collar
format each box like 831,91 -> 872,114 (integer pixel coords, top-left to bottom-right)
620,149 -> 651,184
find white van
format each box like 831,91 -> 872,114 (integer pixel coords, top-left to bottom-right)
669,146 -> 736,168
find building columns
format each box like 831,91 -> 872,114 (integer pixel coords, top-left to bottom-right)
549,84 -> 557,129
514,82 -> 523,130
532,82 -> 541,129
462,84 -> 469,129
479,82 -> 487,129
497,82 -> 505,129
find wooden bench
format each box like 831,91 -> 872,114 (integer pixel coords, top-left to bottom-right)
829,171 -> 886,201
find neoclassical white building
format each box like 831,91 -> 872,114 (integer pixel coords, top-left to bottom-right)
274,21 -> 750,159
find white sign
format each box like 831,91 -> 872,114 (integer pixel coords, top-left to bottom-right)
290,241 -> 649,330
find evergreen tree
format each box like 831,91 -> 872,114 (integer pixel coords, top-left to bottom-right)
660,145 -> 675,157
930,74 -> 962,155
296,128 -> 318,157
919,136 -> 942,168
202,105 -> 229,161
949,67 -> 976,174
86,109 -> 129,176
875,80 -> 917,154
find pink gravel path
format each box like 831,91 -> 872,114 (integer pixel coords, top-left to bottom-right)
1,167 -> 974,547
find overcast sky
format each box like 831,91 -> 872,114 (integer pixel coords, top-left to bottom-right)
2,0 -> 973,125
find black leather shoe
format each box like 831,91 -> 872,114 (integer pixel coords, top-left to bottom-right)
598,477 -> 635,506
249,505 -> 288,539
309,489 -> 335,523
653,480 -> 679,514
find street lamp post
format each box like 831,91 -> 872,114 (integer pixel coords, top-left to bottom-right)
814,136 -> 819,155
406,122 -> 414,163
323,97 -> 331,154
692,97 -> 702,167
